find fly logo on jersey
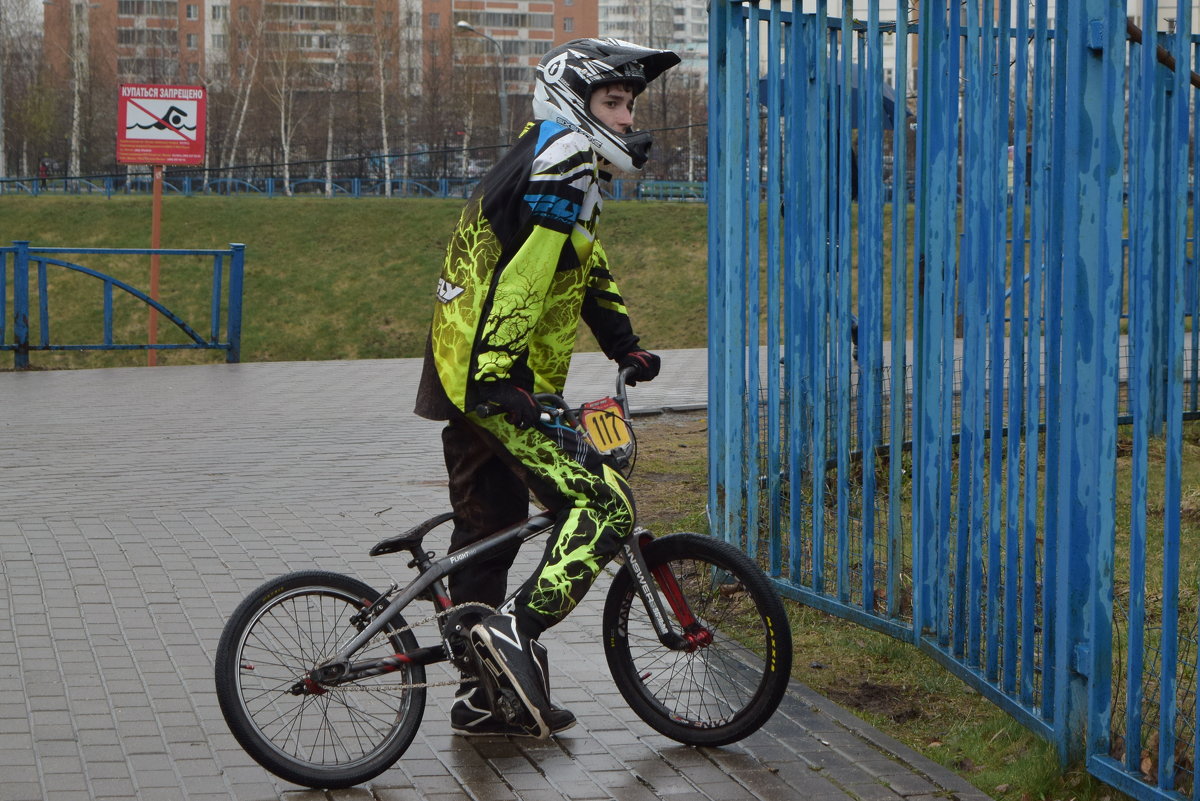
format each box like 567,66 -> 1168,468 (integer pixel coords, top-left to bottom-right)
436,278 -> 465,304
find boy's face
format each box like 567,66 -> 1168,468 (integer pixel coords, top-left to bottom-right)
589,84 -> 636,134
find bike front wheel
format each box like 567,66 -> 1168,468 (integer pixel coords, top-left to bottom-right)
602,533 -> 792,746
214,571 -> 426,789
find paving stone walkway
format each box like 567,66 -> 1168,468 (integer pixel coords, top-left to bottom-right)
0,353 -> 990,801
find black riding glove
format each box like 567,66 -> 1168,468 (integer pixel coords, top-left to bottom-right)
477,381 -> 541,430
618,350 -> 661,386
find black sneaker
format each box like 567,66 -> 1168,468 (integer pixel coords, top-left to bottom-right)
450,681 -> 576,737
528,641 -> 576,734
469,614 -> 558,738
450,682 -> 526,736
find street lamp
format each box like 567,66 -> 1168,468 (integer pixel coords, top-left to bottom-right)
456,20 -> 509,145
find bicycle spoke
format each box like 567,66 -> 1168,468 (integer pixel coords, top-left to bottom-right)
233,589 -> 416,766
604,535 -> 793,747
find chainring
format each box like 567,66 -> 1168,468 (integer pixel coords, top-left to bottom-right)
442,602 -> 495,673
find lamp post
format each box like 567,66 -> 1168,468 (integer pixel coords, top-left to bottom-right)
456,20 -> 509,145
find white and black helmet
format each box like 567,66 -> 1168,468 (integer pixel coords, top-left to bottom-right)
533,38 -> 680,173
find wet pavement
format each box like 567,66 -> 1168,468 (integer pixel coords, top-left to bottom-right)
0,351 -> 990,801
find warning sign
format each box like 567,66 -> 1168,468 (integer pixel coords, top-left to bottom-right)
117,84 -> 206,165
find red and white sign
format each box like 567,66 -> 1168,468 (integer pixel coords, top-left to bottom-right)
117,84 -> 207,166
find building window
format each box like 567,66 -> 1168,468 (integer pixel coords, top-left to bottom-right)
428,12 -> 439,28
186,3 -> 197,19
118,0 -> 180,14
563,17 -> 573,31
211,4 -> 226,20
187,33 -> 198,48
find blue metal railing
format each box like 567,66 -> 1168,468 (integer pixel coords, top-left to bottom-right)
710,2 -> 1200,797
0,241 -> 245,368
0,175 -> 703,202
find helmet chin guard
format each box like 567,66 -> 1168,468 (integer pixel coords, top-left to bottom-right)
532,38 -> 680,174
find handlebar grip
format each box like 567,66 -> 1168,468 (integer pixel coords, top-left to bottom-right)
473,403 -> 553,425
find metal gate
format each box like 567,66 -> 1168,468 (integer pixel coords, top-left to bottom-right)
707,2 -> 1200,797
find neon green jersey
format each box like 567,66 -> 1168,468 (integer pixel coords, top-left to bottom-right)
415,121 -> 640,419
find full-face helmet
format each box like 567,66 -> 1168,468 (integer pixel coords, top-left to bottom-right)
532,38 -> 680,173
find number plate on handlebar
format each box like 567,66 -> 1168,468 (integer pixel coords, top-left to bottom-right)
581,397 -> 631,453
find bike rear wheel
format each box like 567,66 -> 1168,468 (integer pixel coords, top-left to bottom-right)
214,571 -> 426,789
602,533 -> 792,746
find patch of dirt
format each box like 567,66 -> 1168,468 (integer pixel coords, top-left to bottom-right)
823,680 -> 925,724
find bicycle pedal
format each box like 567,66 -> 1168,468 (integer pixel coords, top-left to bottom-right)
494,688 -> 525,725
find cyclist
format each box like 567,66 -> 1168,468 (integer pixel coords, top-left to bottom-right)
414,37 -> 680,738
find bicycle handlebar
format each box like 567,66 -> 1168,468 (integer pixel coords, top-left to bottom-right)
473,367 -> 636,422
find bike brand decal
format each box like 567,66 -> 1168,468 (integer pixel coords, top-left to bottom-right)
627,547 -> 668,633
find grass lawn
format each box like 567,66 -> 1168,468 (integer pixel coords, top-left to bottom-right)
0,195 -> 708,369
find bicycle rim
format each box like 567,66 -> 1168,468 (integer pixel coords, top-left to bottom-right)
604,534 -> 791,746
218,572 -> 425,787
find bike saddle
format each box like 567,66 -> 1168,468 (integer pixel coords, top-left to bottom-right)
369,512 -> 455,557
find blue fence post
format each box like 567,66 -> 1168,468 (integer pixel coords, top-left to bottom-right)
226,243 -> 245,363
13,240 -> 30,369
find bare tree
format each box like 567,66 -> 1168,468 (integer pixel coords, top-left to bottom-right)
0,0 -> 37,178
369,4 -> 403,196
0,0 -> 10,178
205,1 -> 262,173
223,44 -> 261,171
322,1 -> 347,197
261,20 -> 307,194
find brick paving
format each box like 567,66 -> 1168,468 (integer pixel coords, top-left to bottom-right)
0,352 -> 990,801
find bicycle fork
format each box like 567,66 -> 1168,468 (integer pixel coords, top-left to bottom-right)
622,529 -> 710,652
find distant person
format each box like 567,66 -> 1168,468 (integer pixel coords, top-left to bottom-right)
414,38 -> 680,738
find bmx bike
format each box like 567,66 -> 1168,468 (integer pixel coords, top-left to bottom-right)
214,370 -> 793,789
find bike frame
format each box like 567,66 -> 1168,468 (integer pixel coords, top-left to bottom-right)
311,515 -> 692,686
312,370 -> 693,686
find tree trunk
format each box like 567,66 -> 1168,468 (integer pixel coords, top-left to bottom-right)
280,96 -> 291,196
324,87 -> 334,197
224,53 -> 257,171
0,1 -> 8,180
376,49 -> 390,198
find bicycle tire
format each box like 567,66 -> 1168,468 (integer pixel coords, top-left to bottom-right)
602,533 -> 792,746
214,570 -> 426,789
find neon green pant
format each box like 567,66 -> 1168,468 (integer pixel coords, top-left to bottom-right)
443,413 -> 635,636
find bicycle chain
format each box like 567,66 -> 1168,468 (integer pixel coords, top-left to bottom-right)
317,601 -> 497,694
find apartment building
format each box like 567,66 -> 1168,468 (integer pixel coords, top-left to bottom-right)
43,0 -> 598,93
598,0 -> 708,79
440,1 -> 598,96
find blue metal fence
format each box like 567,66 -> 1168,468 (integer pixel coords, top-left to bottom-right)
0,175 -> 701,202
0,241 -> 245,368
709,2 -> 1200,797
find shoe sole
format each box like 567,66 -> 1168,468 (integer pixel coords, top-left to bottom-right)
470,628 -> 551,739
451,725 -> 528,737
452,716 -> 576,738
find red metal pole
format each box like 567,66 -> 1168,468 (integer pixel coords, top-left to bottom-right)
148,164 -> 162,366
